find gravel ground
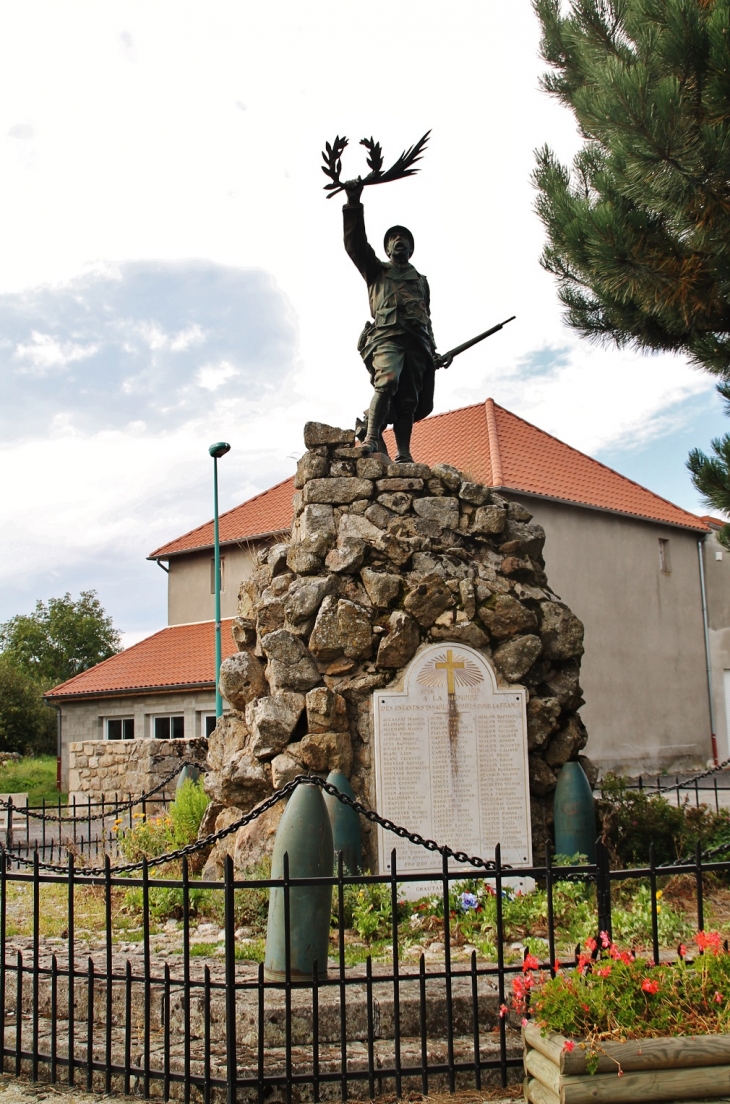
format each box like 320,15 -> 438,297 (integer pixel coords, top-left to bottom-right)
0,1075 -> 521,1104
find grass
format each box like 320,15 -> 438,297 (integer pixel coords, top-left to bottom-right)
0,755 -> 65,804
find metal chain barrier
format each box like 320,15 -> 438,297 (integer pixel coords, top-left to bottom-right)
0,759 -> 203,824
0,774 -> 501,877
660,756 -> 730,791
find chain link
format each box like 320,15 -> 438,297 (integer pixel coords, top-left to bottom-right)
0,775 -> 502,877
0,760 -> 203,824
656,757 -> 730,792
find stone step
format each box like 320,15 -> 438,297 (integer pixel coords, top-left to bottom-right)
2,1014 -> 523,1103
7,944 -> 503,1047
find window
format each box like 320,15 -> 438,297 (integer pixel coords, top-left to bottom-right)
210,556 -> 225,595
658,538 -> 671,574
107,718 -> 134,740
154,715 -> 184,740
203,714 -> 217,737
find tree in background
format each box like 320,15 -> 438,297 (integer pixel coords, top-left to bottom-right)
532,0 -> 730,377
0,591 -> 122,755
0,590 -> 122,688
0,657 -> 56,755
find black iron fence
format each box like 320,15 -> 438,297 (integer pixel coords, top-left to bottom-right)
0,777 -> 727,1103
610,762 -> 730,812
1,794 -> 173,864
0,760 -> 197,864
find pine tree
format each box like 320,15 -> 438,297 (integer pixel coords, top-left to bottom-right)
687,432 -> 730,546
533,0 -> 730,377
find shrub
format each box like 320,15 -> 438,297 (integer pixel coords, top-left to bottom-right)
116,780 -> 209,862
598,774 -> 730,866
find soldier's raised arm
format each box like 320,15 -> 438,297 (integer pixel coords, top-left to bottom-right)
342,178 -> 381,285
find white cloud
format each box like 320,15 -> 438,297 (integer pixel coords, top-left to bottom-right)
197,360 -> 238,391
14,331 -> 98,374
0,2 -> 723,635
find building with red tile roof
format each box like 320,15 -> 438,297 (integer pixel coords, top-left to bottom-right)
52,396 -> 730,788
47,620 -> 237,791
148,399 -> 706,564
47,619 -> 237,700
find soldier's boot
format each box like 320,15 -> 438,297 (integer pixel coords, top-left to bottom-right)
361,391 -> 391,457
393,415 -> 415,464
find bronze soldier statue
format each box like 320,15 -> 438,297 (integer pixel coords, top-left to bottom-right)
342,177 -> 437,463
323,132 -> 514,461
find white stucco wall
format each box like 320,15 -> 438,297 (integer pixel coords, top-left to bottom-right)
165,544 -> 257,626
508,495 -> 712,775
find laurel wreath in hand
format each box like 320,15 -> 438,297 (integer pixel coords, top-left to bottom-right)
321,131 -> 431,198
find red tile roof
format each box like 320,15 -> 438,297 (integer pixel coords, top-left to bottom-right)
46,620 -> 237,699
148,477 -> 295,560
399,399 -> 708,532
149,399 -> 707,560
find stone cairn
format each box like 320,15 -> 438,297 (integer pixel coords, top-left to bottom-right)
202,422 -> 594,876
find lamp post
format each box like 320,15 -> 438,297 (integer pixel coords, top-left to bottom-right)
209,441 -> 231,717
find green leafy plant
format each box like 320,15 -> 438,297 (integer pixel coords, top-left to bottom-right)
169,778 -> 210,846
598,774 -> 730,867
611,885 -> 691,945
350,881 -> 397,942
522,931 -> 730,1073
116,779 -> 209,863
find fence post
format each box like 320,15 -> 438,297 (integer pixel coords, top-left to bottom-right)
595,841 -> 612,941
224,855 -> 237,1104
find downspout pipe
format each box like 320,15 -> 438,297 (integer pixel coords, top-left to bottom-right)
698,537 -> 719,765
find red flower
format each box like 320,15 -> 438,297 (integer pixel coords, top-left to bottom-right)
641,978 -> 659,994
595,965 -> 612,978
563,1040 -> 575,1053
678,944 -> 687,958
499,1003 -> 508,1018
599,931 -> 611,948
585,937 -> 597,953
523,954 -> 540,972
697,930 -> 722,954
715,991 -> 724,1004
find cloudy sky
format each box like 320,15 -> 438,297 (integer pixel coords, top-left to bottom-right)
0,2 -> 725,645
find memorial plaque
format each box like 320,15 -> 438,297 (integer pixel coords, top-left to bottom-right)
373,643 -> 532,876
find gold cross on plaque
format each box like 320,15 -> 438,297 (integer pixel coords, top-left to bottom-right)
435,649 -> 465,695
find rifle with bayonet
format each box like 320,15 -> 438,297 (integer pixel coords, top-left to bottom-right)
434,315 -> 516,369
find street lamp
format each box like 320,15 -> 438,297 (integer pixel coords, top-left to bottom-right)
209,441 -> 231,717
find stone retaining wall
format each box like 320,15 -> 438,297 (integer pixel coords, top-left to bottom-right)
67,737 -> 208,802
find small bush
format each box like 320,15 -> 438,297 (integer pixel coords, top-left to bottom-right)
169,778 -> 210,846
116,779 -> 209,863
598,774 -> 730,867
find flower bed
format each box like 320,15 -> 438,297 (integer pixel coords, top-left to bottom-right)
520,931 -> 730,1103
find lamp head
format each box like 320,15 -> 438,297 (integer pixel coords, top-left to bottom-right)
208,441 -> 231,459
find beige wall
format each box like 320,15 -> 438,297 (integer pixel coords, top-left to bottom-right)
166,544 -> 257,626
56,688 -> 217,791
701,528 -> 730,760
509,495 -> 712,775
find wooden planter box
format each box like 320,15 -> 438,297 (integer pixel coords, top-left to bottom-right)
523,1021 -> 730,1104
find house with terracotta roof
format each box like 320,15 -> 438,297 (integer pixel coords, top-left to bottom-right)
48,397 -> 730,788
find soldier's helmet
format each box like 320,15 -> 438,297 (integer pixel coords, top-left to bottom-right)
384,225 -> 414,256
